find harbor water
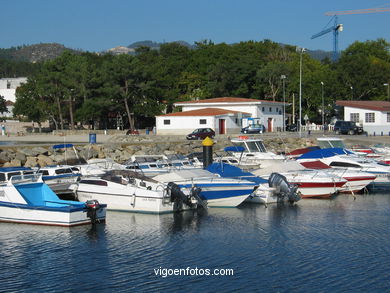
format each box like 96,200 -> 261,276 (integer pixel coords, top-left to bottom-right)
1,193 -> 390,292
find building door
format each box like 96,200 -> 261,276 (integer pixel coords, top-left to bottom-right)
267,118 -> 272,132
219,119 -> 225,134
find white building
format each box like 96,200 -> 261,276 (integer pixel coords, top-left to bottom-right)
336,100 -> 390,135
156,97 -> 287,135
0,77 -> 27,117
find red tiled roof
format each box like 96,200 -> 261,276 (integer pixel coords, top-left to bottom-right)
336,100 -> 390,111
157,107 -> 250,117
175,97 -> 284,105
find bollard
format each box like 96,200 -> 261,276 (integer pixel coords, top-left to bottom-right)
202,137 -> 214,169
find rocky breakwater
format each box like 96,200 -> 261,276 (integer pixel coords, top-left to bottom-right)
0,135 -> 316,168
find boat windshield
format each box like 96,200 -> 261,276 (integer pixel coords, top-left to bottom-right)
234,141 -> 267,152
10,174 -> 41,183
318,140 -> 345,148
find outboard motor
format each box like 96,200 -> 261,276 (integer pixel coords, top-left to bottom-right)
268,173 -> 300,203
167,182 -> 195,208
190,186 -> 207,209
86,199 -> 101,224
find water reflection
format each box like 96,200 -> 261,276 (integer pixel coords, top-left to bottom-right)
0,194 -> 390,292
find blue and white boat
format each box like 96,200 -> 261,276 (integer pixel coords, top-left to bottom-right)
0,166 -> 81,194
0,170 -> 106,227
206,162 -> 300,204
152,168 -> 257,207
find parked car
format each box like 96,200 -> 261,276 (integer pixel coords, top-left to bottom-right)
186,128 -> 215,140
286,124 -> 298,132
126,129 -> 140,135
333,120 -> 364,135
241,124 -> 265,134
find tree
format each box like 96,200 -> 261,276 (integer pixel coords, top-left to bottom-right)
14,79 -> 49,132
0,95 -> 8,114
335,39 -> 390,100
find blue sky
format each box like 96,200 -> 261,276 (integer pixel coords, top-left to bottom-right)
1,0 -> 389,52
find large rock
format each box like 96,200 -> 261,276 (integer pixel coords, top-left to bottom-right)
79,148 -> 99,160
31,147 -> 49,156
14,152 -> 27,165
0,151 -> 11,164
24,157 -> 38,167
37,155 -> 54,167
3,159 -> 22,167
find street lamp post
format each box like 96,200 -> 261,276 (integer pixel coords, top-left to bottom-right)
281,75 -> 286,132
384,83 -> 389,101
298,47 -> 305,138
321,82 -> 324,127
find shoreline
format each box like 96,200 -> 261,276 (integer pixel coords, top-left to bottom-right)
0,131 -> 388,146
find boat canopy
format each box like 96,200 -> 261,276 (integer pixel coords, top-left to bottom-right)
224,146 -> 245,152
207,162 -> 267,185
298,148 -> 354,159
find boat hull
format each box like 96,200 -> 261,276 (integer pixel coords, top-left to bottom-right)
245,186 -> 278,204
0,201 -> 106,227
292,182 -> 344,199
339,176 -> 377,193
76,191 -> 192,214
179,184 -> 253,207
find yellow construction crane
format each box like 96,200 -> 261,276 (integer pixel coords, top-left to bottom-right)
311,6 -> 390,61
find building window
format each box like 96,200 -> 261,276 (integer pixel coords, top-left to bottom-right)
6,81 -> 11,89
199,119 -> 206,125
163,119 -> 170,125
387,113 -> 390,123
350,113 -> 359,122
365,113 -> 375,123
269,107 -> 272,112
262,107 -> 265,112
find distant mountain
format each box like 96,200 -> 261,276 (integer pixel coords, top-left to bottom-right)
0,41 -> 332,62
0,43 -> 79,63
106,46 -> 135,55
127,40 -> 195,50
307,49 -> 332,62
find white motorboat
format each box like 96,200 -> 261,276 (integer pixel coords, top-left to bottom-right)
72,170 -> 201,214
229,136 -> 285,168
153,168 -> 257,208
36,165 -> 81,194
123,155 -> 201,176
317,137 -> 388,162
0,166 -> 81,195
297,148 -> 390,191
252,161 -> 347,199
298,160 -> 376,193
0,172 -> 106,227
